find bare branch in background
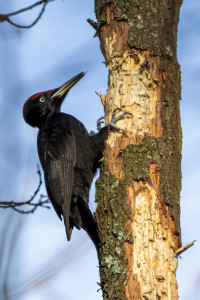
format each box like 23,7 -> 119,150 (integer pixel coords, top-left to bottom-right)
2,218 -> 23,299
2,238 -> 90,299
0,165 -> 50,213
0,0 -> 55,29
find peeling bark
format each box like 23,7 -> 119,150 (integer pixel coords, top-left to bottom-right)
95,1 -> 182,299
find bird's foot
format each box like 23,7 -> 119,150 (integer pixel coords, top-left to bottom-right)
89,117 -> 105,135
91,108 -> 132,133
97,116 -> 105,131
108,107 -> 133,131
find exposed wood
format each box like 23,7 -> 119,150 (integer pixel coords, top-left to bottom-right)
125,165 -> 178,299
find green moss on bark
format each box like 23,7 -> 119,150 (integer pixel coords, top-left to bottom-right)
95,162 -> 133,299
95,0 -> 183,57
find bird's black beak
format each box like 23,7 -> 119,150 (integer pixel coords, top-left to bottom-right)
51,72 -> 85,100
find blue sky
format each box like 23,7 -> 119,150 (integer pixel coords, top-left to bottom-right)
0,0 -> 199,299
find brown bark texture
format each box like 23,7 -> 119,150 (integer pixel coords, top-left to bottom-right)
94,1 -> 183,299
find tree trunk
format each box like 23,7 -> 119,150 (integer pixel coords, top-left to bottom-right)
94,1 -> 183,299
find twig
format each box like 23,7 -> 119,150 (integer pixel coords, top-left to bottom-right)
95,91 -> 100,98
87,18 -> 97,30
0,0 -> 55,29
87,18 -> 98,37
7,3 -> 47,29
176,240 -> 196,256
95,91 -> 107,106
2,0 -> 48,18
0,165 -> 50,214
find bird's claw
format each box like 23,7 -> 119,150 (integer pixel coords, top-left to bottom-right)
97,116 -> 105,131
111,108 -> 121,119
108,108 -> 133,131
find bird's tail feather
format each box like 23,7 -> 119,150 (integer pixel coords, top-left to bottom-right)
76,197 -> 100,259
62,200 -> 72,241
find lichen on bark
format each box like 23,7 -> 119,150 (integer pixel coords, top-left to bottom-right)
95,0 -> 183,56
95,161 -> 133,299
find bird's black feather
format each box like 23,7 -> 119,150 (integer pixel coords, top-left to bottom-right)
37,113 -> 107,243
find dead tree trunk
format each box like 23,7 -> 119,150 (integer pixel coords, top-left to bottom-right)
94,1 -> 183,299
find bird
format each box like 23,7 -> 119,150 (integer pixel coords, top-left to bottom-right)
23,72 -> 132,253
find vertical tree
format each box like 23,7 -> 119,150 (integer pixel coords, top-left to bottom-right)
94,1 -> 182,299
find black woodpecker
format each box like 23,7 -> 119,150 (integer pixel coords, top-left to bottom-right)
23,72 -> 132,253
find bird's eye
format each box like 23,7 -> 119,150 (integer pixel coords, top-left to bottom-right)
39,97 -> 45,102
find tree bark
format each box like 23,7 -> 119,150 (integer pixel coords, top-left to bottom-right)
94,1 -> 183,299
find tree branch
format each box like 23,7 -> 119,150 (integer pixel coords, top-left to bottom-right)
175,240 -> 196,256
0,165 -> 50,214
0,0 -> 55,29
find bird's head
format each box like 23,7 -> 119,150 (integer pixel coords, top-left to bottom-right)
23,72 -> 85,128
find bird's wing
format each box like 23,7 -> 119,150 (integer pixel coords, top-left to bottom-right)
38,122 -> 76,241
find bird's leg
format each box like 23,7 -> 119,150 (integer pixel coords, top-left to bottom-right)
108,107 -> 133,130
